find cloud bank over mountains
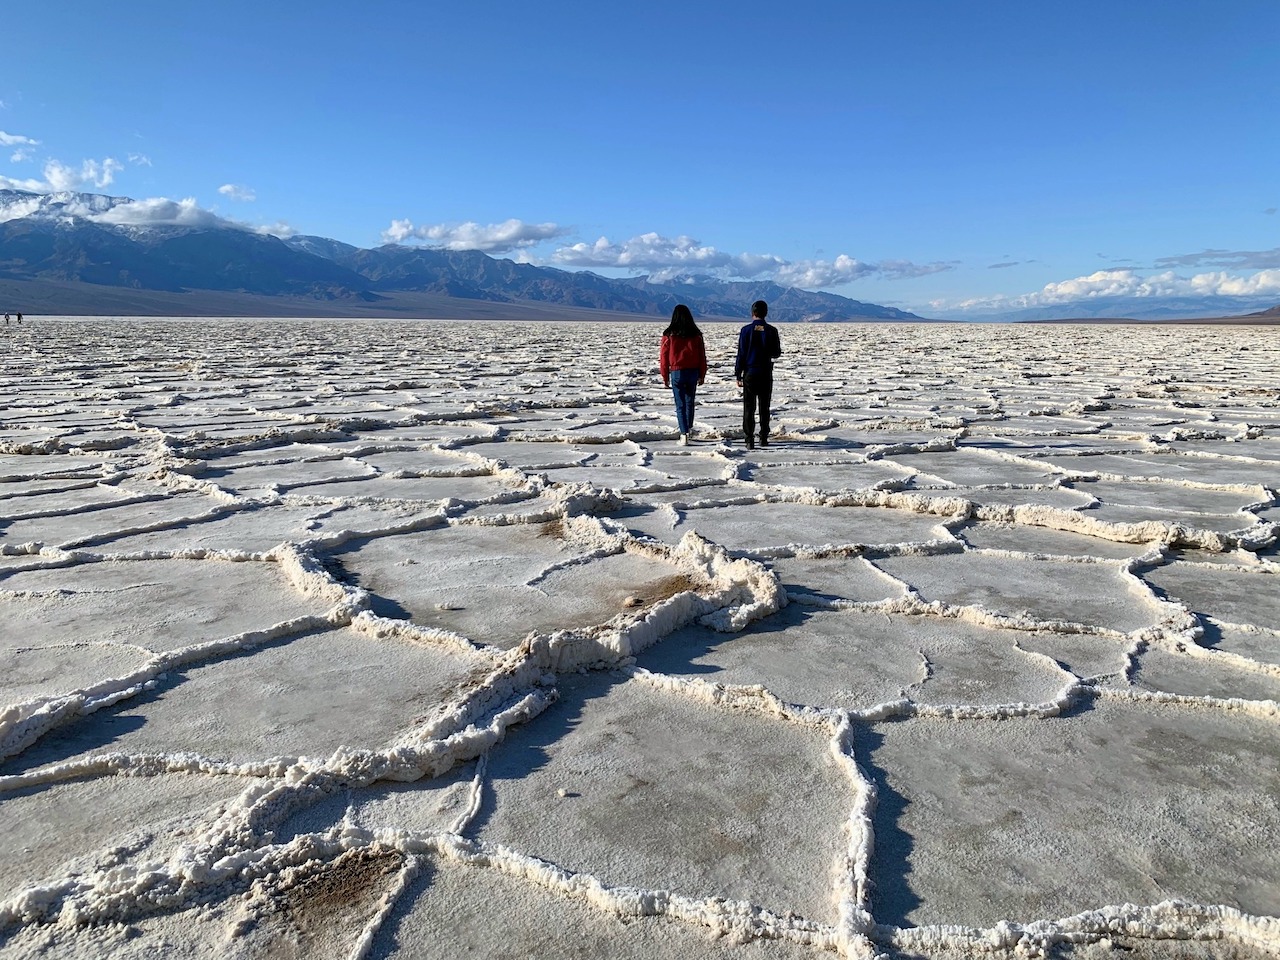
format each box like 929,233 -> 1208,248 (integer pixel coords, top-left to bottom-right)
0,128 -> 1276,319
381,218 -> 567,252
943,265 -> 1280,315
381,223 -> 956,292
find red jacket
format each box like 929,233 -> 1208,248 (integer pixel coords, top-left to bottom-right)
659,334 -> 708,383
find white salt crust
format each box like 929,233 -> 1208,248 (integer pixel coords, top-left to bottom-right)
0,318 -> 1277,959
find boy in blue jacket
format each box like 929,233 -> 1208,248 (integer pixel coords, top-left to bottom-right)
734,300 -> 782,450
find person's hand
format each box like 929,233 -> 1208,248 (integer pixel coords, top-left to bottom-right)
663,379 -> 669,388
736,378 -> 743,389
697,378 -> 705,386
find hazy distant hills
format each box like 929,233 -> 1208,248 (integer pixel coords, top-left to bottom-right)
0,189 -> 928,322
992,296 -> 1280,323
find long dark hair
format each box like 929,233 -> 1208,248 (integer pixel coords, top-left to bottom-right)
663,303 -> 702,338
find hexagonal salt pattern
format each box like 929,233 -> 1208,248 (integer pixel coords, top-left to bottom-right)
1,318 -> 1277,960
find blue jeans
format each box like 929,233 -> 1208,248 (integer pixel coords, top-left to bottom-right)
670,368 -> 699,434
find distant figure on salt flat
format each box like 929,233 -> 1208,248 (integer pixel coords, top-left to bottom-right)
15,312 -> 20,323
3,313 -> 8,325
735,300 -> 782,450
659,303 -> 708,445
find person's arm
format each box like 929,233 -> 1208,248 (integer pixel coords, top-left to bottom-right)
697,336 -> 708,385
660,335 -> 671,385
734,328 -> 746,383
770,326 -> 782,359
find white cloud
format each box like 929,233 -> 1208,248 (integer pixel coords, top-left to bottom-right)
381,218 -> 567,252
218,183 -> 256,202
90,196 -> 230,228
0,130 -> 38,147
549,231 -> 950,290
946,268 -> 1280,313
86,197 -> 293,237
43,157 -> 123,191
128,153 -> 152,167
252,220 -> 295,238
554,232 -> 754,274
0,173 -> 47,191
10,148 -> 33,163
0,195 -> 44,222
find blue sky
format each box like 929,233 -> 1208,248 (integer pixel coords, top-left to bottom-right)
2,0 -> 1278,317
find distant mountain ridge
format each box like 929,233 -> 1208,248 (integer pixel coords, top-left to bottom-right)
0,189 -> 930,321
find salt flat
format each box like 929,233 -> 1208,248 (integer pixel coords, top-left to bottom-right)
1,317 -> 1278,960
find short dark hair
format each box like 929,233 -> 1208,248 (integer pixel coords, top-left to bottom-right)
750,300 -> 768,319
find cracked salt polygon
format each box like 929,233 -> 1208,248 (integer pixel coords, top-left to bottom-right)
83,502 -> 361,554
750,460 -> 915,491
1047,453 -> 1280,488
957,521 -> 1157,559
538,464 -> 671,490
0,482 -> 137,518
1082,502 -> 1260,535
915,485 -> 1098,509
1,493 -> 227,550
355,449 -> 494,474
641,605 -> 1070,711
1143,562 -> 1280,632
198,457 -> 376,495
873,552 -> 1169,633
5,625 -> 488,773
2,318 -> 1279,958
273,762 -> 481,846
476,671 -> 850,924
1,773 -> 251,893
456,440 -> 594,469
371,857 -> 820,959
1199,624 -> 1280,670
4,645 -> 153,704
767,554 -> 909,603
859,699 -> 1280,927
882,450 -> 1062,487
1014,631 -> 1133,681
623,501 -> 952,553
0,558 -> 330,653
329,526 -> 693,649
1079,480 -> 1266,516
285,473 -> 520,503
1122,646 -> 1280,703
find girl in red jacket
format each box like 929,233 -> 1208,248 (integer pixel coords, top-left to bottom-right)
659,304 -> 708,445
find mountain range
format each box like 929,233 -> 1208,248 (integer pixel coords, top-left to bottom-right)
0,190 -> 929,322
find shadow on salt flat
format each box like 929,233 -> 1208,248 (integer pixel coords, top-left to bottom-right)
640,605 -> 1071,711
767,554 -> 909,603
858,699 -> 1280,928
1143,562 -> 1280,632
3,626 -> 488,774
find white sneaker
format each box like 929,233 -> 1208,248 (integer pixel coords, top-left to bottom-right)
679,433 -> 689,445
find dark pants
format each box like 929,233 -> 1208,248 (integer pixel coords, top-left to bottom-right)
741,370 -> 773,444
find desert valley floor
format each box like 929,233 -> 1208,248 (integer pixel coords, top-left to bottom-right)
1,318 -> 1278,959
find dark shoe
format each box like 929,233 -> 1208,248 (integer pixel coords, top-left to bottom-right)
759,438 -> 769,447
745,440 -> 755,450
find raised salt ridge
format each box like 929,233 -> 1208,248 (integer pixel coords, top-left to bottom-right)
1,317 -> 1278,959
